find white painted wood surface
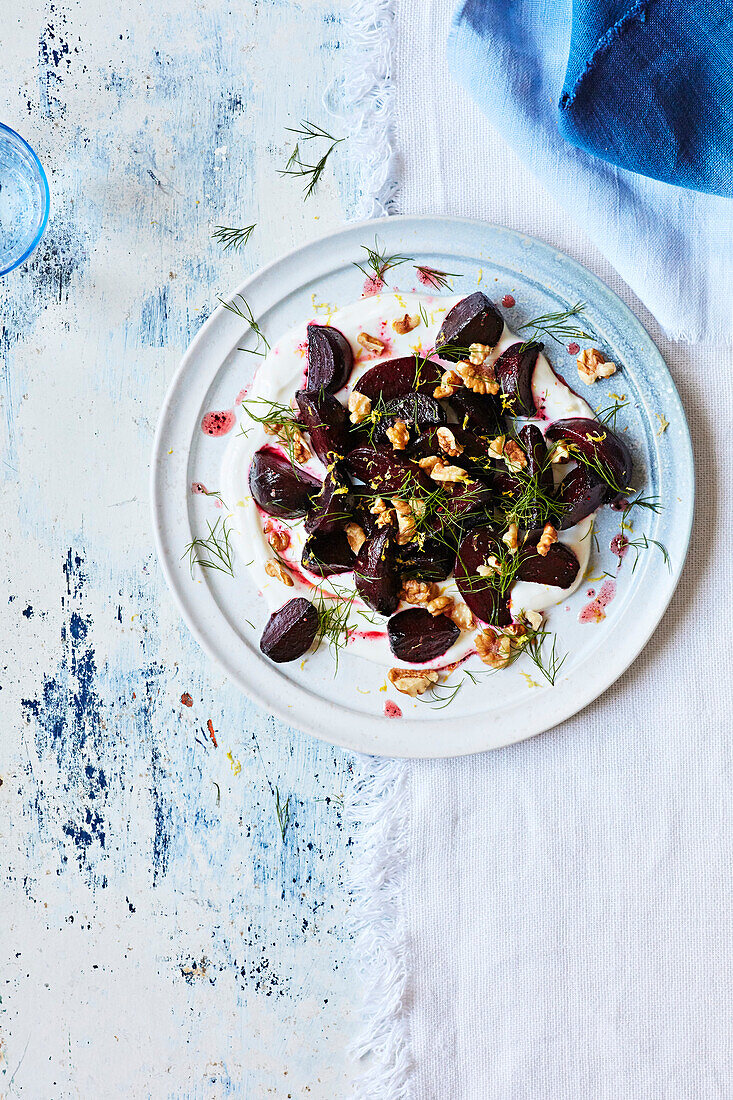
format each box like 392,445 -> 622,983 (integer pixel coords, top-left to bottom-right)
1,2 -> 363,1094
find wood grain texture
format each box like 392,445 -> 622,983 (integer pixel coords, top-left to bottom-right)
0,1 -> 365,1095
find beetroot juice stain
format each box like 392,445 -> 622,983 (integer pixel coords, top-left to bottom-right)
384,700 -> 402,718
363,276 -> 384,297
567,341 -> 580,355
501,294 -> 515,308
235,387 -> 248,405
579,578 -> 616,623
201,409 -> 235,436
610,533 -> 629,565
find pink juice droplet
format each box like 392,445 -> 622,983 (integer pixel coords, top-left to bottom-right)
610,533 -> 629,565
502,294 -> 515,308
234,387 -> 248,406
567,341 -> 580,355
579,578 -> 616,624
201,409 -> 235,437
384,700 -> 402,719
363,276 -> 384,297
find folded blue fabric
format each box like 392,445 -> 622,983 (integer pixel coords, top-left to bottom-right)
448,0 -> 733,343
559,0 -> 733,197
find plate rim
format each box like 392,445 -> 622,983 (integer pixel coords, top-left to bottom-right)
150,214 -> 695,758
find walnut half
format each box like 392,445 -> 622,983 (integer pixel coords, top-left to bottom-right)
388,668 -> 440,697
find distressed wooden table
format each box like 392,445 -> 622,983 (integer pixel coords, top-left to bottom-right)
1,2 -> 363,1094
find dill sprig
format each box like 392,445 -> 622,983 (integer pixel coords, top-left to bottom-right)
414,265 -> 461,291
565,440 -> 630,497
218,294 -> 270,356
524,629 -> 567,686
211,224 -> 256,251
275,787 -> 291,841
311,582 -> 382,671
418,301 -> 430,327
238,396 -> 306,466
183,516 -> 236,578
619,533 -> 671,573
596,395 -> 630,431
354,237 -> 413,286
518,302 -> 594,352
279,120 -> 344,200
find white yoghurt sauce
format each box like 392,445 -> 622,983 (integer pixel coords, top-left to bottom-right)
221,293 -> 595,669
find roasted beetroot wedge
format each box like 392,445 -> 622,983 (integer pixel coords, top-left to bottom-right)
354,356 -> 443,401
306,323 -> 353,393
371,392 -> 448,444
436,292 -> 504,358
301,530 -> 355,575
305,467 -> 352,535
447,388 -> 505,437
454,527 -> 511,626
426,476 -> 494,532
249,447 -> 321,518
345,446 -> 430,494
354,530 -> 401,615
554,466 -> 607,529
295,390 -> 349,464
388,607 -> 459,663
517,535 -> 579,588
494,342 -> 540,416
260,597 -> 319,663
395,537 -> 455,582
518,423 -> 553,529
545,418 -> 632,498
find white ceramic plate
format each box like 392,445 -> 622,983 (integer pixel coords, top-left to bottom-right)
151,216 -> 694,758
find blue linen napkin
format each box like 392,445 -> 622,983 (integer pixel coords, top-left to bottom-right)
448,0 -> 733,343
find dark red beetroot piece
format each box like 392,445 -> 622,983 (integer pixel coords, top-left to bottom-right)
545,418 -> 632,498
435,292 -> 504,358
371,393 -> 447,444
354,356 -> 443,401
425,476 -> 494,532
517,534 -> 580,588
454,527 -> 511,627
260,598 -> 319,663
388,607 -> 459,663
295,390 -> 349,464
354,530 -> 401,616
345,446 -> 430,494
396,536 -> 455,581
518,423 -> 554,529
249,447 -> 321,518
447,388 -> 505,437
305,467 -> 352,535
493,342 -> 540,416
554,466 -> 607,529
306,324 -> 353,393
301,530 -> 355,576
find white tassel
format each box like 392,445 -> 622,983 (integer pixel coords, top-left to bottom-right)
346,756 -> 413,1099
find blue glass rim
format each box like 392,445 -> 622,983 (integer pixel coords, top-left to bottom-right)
0,122 -> 50,276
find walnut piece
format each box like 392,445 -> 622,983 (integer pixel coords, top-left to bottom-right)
502,522 -> 519,554
477,554 -> 502,577
433,368 -> 463,399
487,435 -> 505,460
426,594 -> 454,617
429,460 -> 469,483
436,427 -> 464,457
400,579 -> 439,605
290,428 -> 311,464
550,440 -> 571,463
376,508 -> 396,530
503,439 -> 527,472
449,602 -> 474,630
454,359 -> 499,396
468,342 -> 492,365
392,498 -> 416,544
386,419 -> 410,450
475,630 -> 512,669
417,454 -> 441,473
267,529 -> 290,553
392,313 -> 420,335
345,522 -> 367,554
264,559 -> 294,587
388,668 -> 440,697
348,390 -> 372,425
369,496 -> 388,515
357,332 -> 386,355
536,523 -> 558,557
520,608 -> 543,631
577,347 -> 617,384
